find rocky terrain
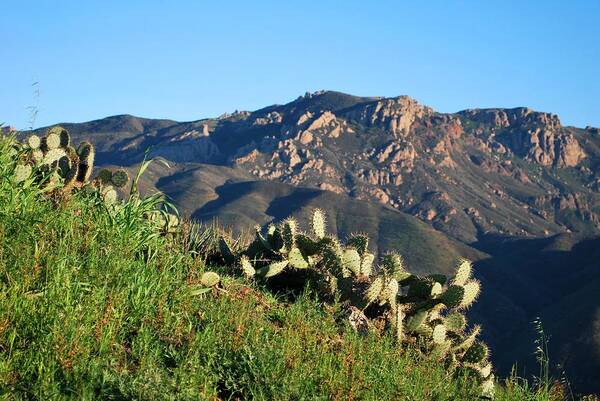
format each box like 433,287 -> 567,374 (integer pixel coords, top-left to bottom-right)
28,90 -> 600,393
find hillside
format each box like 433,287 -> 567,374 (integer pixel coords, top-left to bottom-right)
25,90 -> 600,394
472,234 -> 600,392
0,133 -> 565,400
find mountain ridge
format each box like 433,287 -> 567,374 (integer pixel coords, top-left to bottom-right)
33,90 -> 600,243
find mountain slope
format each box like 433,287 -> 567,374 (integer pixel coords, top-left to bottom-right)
472,234 -> 600,393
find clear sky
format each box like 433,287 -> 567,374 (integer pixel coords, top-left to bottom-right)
2,0 -> 599,129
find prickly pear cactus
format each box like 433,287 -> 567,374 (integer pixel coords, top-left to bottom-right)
10,127 -> 100,195
212,209 -> 495,397
27,135 -> 41,149
239,256 -> 256,278
311,208 -> 326,239
43,131 -> 61,151
101,185 -> 117,204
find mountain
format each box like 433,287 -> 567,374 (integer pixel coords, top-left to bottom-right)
29,90 -> 600,393
41,91 -> 600,243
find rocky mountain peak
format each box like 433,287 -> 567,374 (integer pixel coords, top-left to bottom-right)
460,107 -> 584,167
460,107 -> 562,129
342,95 -> 433,136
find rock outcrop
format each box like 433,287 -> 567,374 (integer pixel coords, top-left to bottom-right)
343,96 -> 432,136
499,127 -> 585,167
460,108 -> 585,167
460,107 -> 562,130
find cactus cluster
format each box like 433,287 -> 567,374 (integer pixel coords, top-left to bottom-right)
220,209 -> 495,398
92,167 -> 130,204
10,126 -> 130,204
13,126 -> 95,191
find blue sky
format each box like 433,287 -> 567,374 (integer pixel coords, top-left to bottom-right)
2,1 -> 599,129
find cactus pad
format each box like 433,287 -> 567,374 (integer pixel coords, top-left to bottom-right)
463,341 -> 489,364
311,209 -> 326,239
281,218 -> 297,250
460,280 -> 481,309
218,237 -> 235,264
43,148 -> 67,166
288,247 -> 309,269
13,164 -> 32,183
259,260 -> 289,278
27,135 -> 41,149
347,234 -> 369,255
200,271 -> 221,287
365,276 -> 384,304
432,324 -> 447,344
440,285 -> 465,308
77,142 -> 94,162
480,376 -> 495,398
267,225 -> 284,252
31,149 -> 44,163
342,248 -> 361,276
240,256 -> 256,278
432,340 -> 452,360
431,282 -> 443,296
453,259 -> 473,286
97,169 -> 113,184
360,252 -> 374,276
295,233 -> 320,256
477,363 -> 492,379
379,278 -> 399,306
101,185 -> 117,204
57,156 -> 76,182
445,312 -> 467,333
382,252 -> 411,281
111,169 -> 129,188
76,142 -> 95,183
43,132 -> 61,150
454,324 -> 481,353
406,310 -> 428,332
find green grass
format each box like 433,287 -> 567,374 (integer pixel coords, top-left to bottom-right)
0,136 -> 563,400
